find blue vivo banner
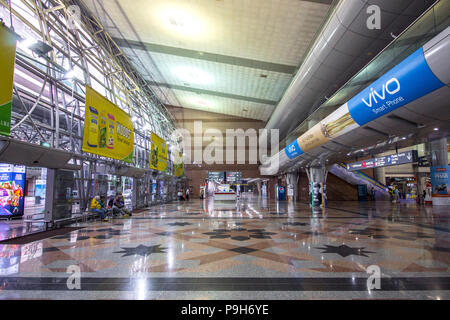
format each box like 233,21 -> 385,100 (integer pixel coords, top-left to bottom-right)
284,139 -> 303,159
348,48 -> 444,126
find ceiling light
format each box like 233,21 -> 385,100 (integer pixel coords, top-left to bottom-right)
18,38 -> 37,50
174,66 -> 213,85
159,6 -> 208,38
26,40 -> 53,57
434,128 -> 439,131
188,97 -> 215,108
64,70 -> 76,79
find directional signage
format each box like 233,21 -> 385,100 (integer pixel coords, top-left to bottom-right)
225,172 -> 242,184
346,150 -> 418,171
208,171 -> 225,182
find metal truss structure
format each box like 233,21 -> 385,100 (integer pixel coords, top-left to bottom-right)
0,0 -> 184,212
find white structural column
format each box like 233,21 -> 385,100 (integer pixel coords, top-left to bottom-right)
305,165 -> 328,207
430,137 -> 450,206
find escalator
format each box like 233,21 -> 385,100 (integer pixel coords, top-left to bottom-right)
329,164 -> 391,200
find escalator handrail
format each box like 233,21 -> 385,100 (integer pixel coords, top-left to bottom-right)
337,163 -> 388,190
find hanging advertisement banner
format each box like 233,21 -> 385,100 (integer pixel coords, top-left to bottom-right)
173,150 -> 184,177
82,86 -> 133,163
347,48 -> 444,126
0,24 -> 18,136
285,139 -> 303,159
430,166 -> 450,205
0,164 -> 26,217
150,133 -> 168,171
321,104 -> 359,139
298,122 -> 329,153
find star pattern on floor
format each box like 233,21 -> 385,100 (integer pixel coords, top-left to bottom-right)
166,222 -> 192,226
114,244 -> 167,257
283,222 -> 308,226
203,228 -> 276,241
316,244 -> 375,257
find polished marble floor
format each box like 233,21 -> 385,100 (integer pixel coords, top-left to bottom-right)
0,196 -> 449,300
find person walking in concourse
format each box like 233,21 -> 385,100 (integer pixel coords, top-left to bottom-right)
91,195 -> 108,222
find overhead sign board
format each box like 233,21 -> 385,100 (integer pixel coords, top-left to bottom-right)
346,150 -> 418,171
208,172 -> 225,182
225,172 -> 242,184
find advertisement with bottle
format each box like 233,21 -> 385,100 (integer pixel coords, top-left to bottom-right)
0,24 -> 17,136
0,164 -> 26,217
174,149 -> 185,177
150,133 -> 168,171
82,85 -> 134,163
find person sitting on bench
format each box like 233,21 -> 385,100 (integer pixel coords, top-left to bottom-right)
91,196 -> 108,222
114,193 -> 131,217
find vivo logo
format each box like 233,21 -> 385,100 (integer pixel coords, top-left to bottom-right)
362,78 -> 400,107
288,144 -> 296,153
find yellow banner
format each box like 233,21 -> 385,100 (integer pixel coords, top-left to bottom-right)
150,133 -> 168,171
82,85 -> 133,162
174,150 -> 184,177
0,24 -> 17,136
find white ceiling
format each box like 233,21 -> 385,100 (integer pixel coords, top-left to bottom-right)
82,0 -> 332,121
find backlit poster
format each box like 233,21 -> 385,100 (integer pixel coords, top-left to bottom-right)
431,166 -> 450,205
0,164 -> 26,217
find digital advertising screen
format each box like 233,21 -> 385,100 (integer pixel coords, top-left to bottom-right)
0,164 -> 26,217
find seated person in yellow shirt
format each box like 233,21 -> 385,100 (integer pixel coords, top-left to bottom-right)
91,196 -> 108,221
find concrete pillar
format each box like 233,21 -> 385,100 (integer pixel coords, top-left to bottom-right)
305,165 -> 328,207
429,137 -> 450,206
286,172 -> 299,201
256,180 -> 262,197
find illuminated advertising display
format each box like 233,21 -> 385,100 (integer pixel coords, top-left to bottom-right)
430,166 -> 449,198
0,164 -> 26,217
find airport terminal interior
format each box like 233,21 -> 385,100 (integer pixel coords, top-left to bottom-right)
0,0 -> 449,300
